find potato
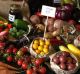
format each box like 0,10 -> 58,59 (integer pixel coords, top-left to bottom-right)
30,15 -> 40,25
36,24 -> 45,31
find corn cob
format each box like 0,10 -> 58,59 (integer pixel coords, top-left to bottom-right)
59,45 -> 70,52
67,44 -> 80,57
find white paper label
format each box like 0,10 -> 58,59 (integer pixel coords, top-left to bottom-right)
41,5 -> 56,17
54,0 -> 61,3
9,14 -> 15,22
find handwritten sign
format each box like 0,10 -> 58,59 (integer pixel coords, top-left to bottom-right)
41,5 -> 56,17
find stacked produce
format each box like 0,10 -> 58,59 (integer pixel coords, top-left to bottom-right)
0,0 -> 80,74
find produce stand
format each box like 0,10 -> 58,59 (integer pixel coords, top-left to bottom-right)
0,0 -> 80,74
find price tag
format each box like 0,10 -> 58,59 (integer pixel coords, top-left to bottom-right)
41,5 -> 56,17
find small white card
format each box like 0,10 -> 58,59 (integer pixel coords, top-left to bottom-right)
41,5 -> 56,17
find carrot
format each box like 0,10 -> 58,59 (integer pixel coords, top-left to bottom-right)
0,62 -> 18,70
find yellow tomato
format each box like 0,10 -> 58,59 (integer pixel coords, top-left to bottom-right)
44,45 -> 49,49
39,39 -> 44,43
32,44 -> 38,50
34,39 -> 39,44
45,39 -> 50,45
38,46 -> 43,51
40,40 -> 45,46
43,48 -> 49,54
35,50 -> 40,54
40,52 -> 45,56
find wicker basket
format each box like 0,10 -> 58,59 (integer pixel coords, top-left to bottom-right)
29,37 -> 54,58
49,51 -> 79,74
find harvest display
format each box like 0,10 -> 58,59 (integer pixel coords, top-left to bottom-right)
0,0 -> 80,74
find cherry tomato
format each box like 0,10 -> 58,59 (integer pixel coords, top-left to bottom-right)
21,47 -> 28,53
6,48 -> 13,53
26,68 -> 33,74
35,58 -> 44,66
13,48 -> 18,53
7,56 -> 13,62
17,59 -> 24,66
25,56 -> 31,63
39,67 -> 46,74
7,24 -> 12,29
22,62 -> 28,70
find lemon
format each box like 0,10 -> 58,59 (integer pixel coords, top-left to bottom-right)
45,39 -> 50,45
32,44 -> 38,50
40,52 -> 45,56
35,50 -> 40,54
34,39 -> 39,44
38,46 -> 43,51
43,48 -> 49,54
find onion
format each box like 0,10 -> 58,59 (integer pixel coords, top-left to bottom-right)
54,20 -> 64,29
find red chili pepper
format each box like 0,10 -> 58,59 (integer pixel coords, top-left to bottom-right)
7,24 -> 12,29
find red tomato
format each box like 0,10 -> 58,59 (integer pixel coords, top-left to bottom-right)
35,58 -> 44,66
6,48 -> 13,53
13,48 -> 18,53
39,67 -> 46,74
25,56 -> 31,63
17,59 -> 24,66
7,24 -> 12,29
21,47 -> 28,53
7,56 -> 13,62
22,62 -> 28,70
0,42 -> 5,48
26,68 -> 33,74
